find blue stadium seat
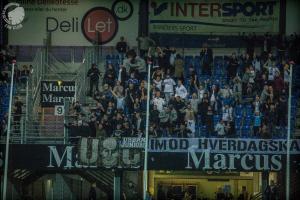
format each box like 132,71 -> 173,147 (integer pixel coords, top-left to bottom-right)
235,105 -> 243,116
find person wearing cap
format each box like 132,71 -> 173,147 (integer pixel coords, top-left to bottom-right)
87,63 -> 100,96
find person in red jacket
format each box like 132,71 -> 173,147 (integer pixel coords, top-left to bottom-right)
273,71 -> 284,98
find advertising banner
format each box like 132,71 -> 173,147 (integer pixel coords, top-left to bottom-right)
40,80 -> 76,107
148,138 -> 300,171
0,137 -> 145,170
6,0 -> 139,46
149,0 -> 280,34
1,137 -> 300,171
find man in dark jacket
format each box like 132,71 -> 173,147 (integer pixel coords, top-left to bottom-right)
200,43 -> 213,76
87,63 -> 100,96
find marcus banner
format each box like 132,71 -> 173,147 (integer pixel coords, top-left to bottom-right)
148,138 -> 300,171
40,80 -> 76,107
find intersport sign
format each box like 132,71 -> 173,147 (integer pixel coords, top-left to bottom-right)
149,0 -> 280,34
8,0 -> 138,46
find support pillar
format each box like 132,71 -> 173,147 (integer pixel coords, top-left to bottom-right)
114,170 -> 122,200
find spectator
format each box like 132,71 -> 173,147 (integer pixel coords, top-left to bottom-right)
273,72 -> 284,97
238,186 -> 249,200
19,65 -> 30,88
189,93 -> 199,114
124,49 -> 146,79
87,63 -> 100,96
152,91 -> 165,112
117,65 -> 127,86
184,104 -> 196,137
175,79 -> 188,99
215,120 -> 226,137
174,54 -> 184,79
205,105 -> 214,136
253,111 -> 262,137
159,106 -> 170,137
221,104 -> 233,125
153,75 -> 162,91
13,96 -> 23,133
116,36 -> 128,59
252,53 -> 261,72
227,53 -> 239,79
103,63 -> 116,87
200,43 -> 213,76
233,75 -> 242,103
136,33 -> 156,58
163,74 -> 176,102
175,123 -> 191,138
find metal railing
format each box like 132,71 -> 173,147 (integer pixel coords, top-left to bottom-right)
0,47 -> 102,144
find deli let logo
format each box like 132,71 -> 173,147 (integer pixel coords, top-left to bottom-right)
45,0 -> 134,44
81,7 -> 118,45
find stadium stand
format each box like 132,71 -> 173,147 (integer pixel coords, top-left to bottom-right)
60,33 -> 300,140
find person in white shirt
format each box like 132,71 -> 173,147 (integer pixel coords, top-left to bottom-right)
189,93 -> 199,113
221,104 -> 233,124
215,120 -> 226,136
268,65 -> 279,82
252,53 -> 261,72
175,79 -> 188,99
163,75 -> 176,102
185,104 -> 196,137
195,83 -> 206,101
152,91 -> 165,112
153,75 -> 162,91
219,84 -> 232,99
111,90 -> 125,110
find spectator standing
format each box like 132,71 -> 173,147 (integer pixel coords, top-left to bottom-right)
174,54 -> 184,79
103,63 -> 116,87
253,111 -> 262,137
175,79 -> 188,99
13,97 -> 23,133
116,36 -> 128,60
136,33 -> 156,58
227,53 -> 239,79
163,74 -> 176,102
152,91 -> 165,112
87,63 -> 100,96
215,120 -> 226,137
200,43 -> 213,76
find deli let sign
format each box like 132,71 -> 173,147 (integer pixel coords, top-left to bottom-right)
148,138 -> 300,171
41,81 -> 75,107
8,0 -> 139,46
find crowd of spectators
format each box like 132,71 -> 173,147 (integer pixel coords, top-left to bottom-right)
68,33 -> 299,139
